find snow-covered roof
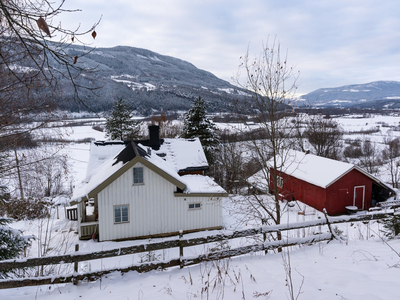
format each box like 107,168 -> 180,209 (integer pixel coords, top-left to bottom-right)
73,139 -> 224,201
84,137 -> 208,182
249,150 -> 395,191
85,141 -> 126,181
180,174 -> 227,194
273,150 -> 355,188
154,138 -> 208,172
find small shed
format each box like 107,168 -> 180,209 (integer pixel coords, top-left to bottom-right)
249,150 -> 396,215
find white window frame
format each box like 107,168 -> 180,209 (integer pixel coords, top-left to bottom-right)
114,205 -> 129,224
188,203 -> 201,210
277,175 -> 284,189
133,167 -> 144,185
353,185 -> 365,210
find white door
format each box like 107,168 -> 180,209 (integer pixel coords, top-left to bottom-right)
353,186 -> 365,209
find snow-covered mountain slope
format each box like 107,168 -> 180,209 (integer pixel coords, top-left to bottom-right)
49,45 -> 250,113
298,81 -> 400,108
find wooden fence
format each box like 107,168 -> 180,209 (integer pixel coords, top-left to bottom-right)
0,211 -> 394,290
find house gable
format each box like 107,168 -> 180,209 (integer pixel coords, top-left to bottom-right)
86,155 -> 187,201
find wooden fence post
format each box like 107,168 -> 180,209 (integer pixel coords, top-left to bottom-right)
261,218 -> 268,254
323,209 -> 335,241
73,244 -> 79,285
179,230 -> 184,269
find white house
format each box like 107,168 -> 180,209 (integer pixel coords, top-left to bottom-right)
72,126 -> 227,241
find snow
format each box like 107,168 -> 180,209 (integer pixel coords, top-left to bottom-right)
180,174 -> 227,194
73,136 -> 220,200
274,150 -> 355,188
4,220 -> 400,299
4,115 -> 400,299
85,142 -> 125,181
155,137 -> 208,172
249,150 -> 354,189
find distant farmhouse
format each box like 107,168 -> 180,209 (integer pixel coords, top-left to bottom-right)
249,150 -> 396,215
72,125 -> 227,241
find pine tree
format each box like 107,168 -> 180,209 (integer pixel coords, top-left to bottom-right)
105,99 -> 140,140
181,97 -> 219,165
0,183 -> 32,264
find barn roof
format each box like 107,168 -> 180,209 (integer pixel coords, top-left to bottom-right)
249,150 -> 395,192
273,150 -> 355,188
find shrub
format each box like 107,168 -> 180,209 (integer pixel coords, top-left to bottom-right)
0,197 -> 51,220
381,215 -> 400,239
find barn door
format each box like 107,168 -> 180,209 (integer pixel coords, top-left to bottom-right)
353,186 -> 365,209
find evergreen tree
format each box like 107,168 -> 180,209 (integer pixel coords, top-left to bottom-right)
105,98 -> 140,140
0,184 -> 32,264
181,97 -> 220,165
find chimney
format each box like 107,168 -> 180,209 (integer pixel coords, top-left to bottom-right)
148,125 -> 160,150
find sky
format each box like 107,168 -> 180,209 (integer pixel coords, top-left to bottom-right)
56,0 -> 400,95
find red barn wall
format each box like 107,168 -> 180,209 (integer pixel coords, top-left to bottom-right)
270,168 -> 373,215
326,169 -> 372,215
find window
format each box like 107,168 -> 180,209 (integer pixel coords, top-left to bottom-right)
114,205 -> 129,223
277,176 -> 284,189
133,167 -> 144,184
188,203 -> 201,210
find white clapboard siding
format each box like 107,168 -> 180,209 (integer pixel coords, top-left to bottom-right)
98,162 -> 222,241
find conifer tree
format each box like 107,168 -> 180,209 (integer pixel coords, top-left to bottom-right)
181,97 -> 219,165
105,99 -> 140,140
0,183 -> 32,263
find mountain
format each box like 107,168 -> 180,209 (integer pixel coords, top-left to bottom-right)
52,45 -> 250,113
297,81 -> 400,108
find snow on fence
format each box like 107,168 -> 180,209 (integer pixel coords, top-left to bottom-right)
0,211 -> 395,290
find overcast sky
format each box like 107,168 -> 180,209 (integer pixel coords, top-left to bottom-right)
58,0 -> 400,95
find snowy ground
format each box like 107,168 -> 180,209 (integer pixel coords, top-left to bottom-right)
2,114 -> 400,299
3,226 -> 400,300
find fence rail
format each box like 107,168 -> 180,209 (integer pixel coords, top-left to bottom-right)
0,211 -> 394,290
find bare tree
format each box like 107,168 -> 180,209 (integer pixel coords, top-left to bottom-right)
358,138 -> 381,175
0,0 -> 100,99
0,0 -> 100,144
213,130 -> 247,194
382,137 -> 400,188
304,114 -> 343,159
0,0 -> 99,198
233,38 -> 299,240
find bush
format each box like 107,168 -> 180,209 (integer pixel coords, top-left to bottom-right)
343,145 -> 363,158
381,215 -> 400,239
0,197 -> 51,220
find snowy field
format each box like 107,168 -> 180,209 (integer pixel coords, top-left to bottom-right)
2,114 -> 400,300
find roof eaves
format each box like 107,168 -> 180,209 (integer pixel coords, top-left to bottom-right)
140,157 -> 186,190
353,166 -> 397,194
174,192 -> 228,197
87,155 -> 142,199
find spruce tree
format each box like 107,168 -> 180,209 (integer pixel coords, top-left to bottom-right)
0,182 -> 32,263
181,97 -> 219,165
105,98 -> 140,140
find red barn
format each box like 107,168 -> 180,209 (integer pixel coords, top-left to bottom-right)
249,150 -> 395,215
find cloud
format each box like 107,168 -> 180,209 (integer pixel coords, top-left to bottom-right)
55,0 -> 400,94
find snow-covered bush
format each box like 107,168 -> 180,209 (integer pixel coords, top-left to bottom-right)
0,218 -> 33,265
381,215 -> 400,239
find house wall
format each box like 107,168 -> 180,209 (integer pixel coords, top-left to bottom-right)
271,168 -> 373,215
97,162 -> 222,241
